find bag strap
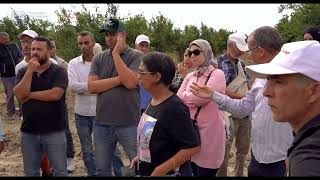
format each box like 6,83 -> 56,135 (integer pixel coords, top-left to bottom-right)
193,69 -> 215,121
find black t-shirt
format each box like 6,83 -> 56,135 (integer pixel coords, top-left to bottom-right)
16,63 -> 68,134
139,94 -> 200,176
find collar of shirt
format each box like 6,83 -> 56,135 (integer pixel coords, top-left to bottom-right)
290,113 -> 320,149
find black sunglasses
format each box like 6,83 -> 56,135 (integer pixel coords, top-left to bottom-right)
187,49 -> 202,57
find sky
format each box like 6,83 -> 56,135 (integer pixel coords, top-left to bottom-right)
0,3 -> 292,35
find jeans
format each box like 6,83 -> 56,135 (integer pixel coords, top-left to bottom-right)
75,114 -> 96,176
113,143 -> 125,176
21,131 -> 67,176
93,123 -> 137,176
65,107 -> 75,158
248,151 -> 286,176
191,162 -> 219,177
217,116 -> 251,176
1,77 -> 16,117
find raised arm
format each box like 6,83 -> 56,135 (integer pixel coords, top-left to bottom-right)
112,32 -> 141,89
13,58 -> 38,100
178,69 -> 226,106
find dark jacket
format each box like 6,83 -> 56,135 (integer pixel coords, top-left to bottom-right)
287,113 -> 320,176
0,42 -> 23,77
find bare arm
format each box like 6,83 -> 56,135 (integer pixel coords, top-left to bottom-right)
88,75 -> 121,94
13,69 -> 33,100
150,146 -> 200,176
13,59 -> 40,100
112,53 -> 139,89
112,32 -> 139,89
29,87 -> 65,101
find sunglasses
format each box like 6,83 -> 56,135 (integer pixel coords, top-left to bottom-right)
187,49 -> 202,57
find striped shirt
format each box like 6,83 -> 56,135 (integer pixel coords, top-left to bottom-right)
212,78 -> 294,163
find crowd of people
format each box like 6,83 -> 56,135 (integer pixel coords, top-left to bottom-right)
0,18 -> 319,176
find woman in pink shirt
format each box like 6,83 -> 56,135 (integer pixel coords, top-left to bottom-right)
177,39 -> 226,176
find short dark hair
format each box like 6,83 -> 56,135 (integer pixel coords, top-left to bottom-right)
33,36 -> 53,50
142,52 -> 176,88
251,26 -> 283,53
78,31 -> 95,42
47,37 -> 56,48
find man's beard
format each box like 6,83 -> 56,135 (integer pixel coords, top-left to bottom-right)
38,57 -> 48,65
32,55 -> 48,65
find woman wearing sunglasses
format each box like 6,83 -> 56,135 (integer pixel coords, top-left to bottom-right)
177,39 -> 226,176
130,52 -> 200,176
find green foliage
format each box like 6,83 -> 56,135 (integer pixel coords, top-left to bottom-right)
276,3 -> 320,43
0,4 -> 245,62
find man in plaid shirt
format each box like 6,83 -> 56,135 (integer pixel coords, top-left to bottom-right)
217,32 -> 252,177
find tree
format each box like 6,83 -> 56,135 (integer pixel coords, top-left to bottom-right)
276,3 -> 320,43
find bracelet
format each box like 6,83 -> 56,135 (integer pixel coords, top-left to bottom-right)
171,157 -> 176,170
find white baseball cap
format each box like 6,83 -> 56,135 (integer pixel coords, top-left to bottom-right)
228,32 -> 249,52
135,34 -> 150,45
18,30 -> 38,39
246,40 -> 320,81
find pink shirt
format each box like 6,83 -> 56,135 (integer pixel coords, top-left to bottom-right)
177,65 -> 226,169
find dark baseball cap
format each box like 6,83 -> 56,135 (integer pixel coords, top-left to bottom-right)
99,18 -> 125,33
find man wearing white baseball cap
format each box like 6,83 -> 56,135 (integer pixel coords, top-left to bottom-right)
217,32 -> 251,177
135,34 -> 150,54
247,40 -> 320,176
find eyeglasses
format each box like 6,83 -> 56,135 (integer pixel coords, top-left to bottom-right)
187,49 -> 202,57
246,46 -> 259,53
137,69 -> 155,75
20,40 -> 33,45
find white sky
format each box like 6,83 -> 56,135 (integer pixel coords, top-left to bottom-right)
0,3 -> 292,34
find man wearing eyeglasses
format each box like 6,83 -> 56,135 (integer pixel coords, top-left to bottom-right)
216,32 -> 251,177
0,32 -> 24,121
190,26 -> 293,176
88,18 -> 143,176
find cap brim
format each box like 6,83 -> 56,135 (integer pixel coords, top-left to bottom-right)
246,63 -> 297,79
237,44 -> 249,52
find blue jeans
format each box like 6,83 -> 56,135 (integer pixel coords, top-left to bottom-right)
93,123 -> 137,176
65,109 -> 75,158
75,114 -> 96,176
21,131 -> 68,176
113,143 -> 124,176
1,77 -> 16,117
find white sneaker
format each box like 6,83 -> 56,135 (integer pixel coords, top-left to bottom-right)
67,158 -> 75,172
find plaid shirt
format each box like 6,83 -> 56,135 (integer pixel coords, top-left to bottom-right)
170,71 -> 184,93
217,54 -> 251,86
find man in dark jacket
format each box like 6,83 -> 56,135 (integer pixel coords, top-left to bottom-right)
0,32 -> 24,120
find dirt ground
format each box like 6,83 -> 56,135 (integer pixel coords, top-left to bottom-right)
0,88 -> 250,176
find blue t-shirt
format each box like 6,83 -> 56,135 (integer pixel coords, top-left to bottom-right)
140,85 -> 152,110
